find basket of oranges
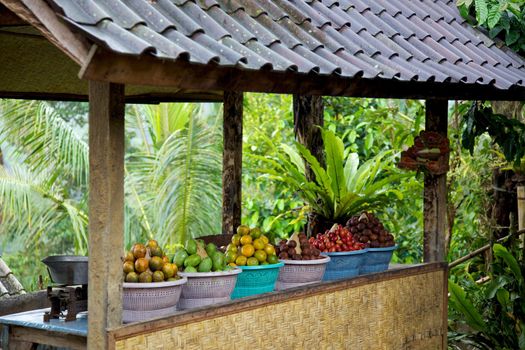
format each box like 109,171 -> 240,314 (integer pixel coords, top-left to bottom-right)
226,225 -> 283,299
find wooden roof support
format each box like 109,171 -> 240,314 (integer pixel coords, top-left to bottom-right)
423,99 -> 448,262
222,91 -> 243,235
88,81 -> 125,349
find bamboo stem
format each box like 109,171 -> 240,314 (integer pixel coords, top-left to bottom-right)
518,186 -> 525,250
449,229 -> 525,268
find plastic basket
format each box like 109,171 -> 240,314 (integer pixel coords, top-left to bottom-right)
322,249 -> 367,281
275,256 -> 330,291
177,268 -> 242,310
231,262 -> 284,299
360,245 -> 397,274
122,277 -> 187,322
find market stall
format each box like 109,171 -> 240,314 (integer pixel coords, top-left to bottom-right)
0,0 -> 524,349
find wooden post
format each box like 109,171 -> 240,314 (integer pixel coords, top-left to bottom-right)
293,95 -> 325,236
424,100 -> 448,262
222,91 -> 243,235
293,95 -> 325,180
88,81 -> 125,349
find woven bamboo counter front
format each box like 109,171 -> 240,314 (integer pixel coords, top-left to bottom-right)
108,263 -> 447,350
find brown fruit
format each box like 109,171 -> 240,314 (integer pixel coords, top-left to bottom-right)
278,252 -> 289,260
132,243 -> 147,259
149,256 -> 164,271
138,271 -> 153,283
124,251 -> 135,262
292,254 -> 302,260
287,240 -> 297,248
134,257 -> 149,273
146,239 -> 159,249
152,270 -> 165,282
287,248 -> 296,256
123,261 -> 135,274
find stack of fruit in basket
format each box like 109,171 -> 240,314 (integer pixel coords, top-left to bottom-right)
309,224 -> 365,253
173,239 -> 228,272
123,240 -> 180,283
346,212 -> 395,248
225,225 -> 279,266
276,232 -> 322,260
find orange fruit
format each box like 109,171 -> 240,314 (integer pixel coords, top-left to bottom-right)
226,244 -> 238,254
152,270 -> 165,282
125,272 -> 139,283
162,256 -> 170,264
241,244 -> 255,257
123,261 -> 135,274
260,235 -> 269,245
240,235 -> 252,246
162,263 -> 177,278
231,234 -> 241,246
134,257 -> 149,273
254,250 -> 267,263
124,251 -> 135,262
228,262 -> 237,267
253,238 -> 265,250
132,243 -> 147,259
264,244 -> 276,256
149,246 -> 163,257
225,250 -> 237,264
146,239 -> 159,249
250,227 -> 262,239
237,225 -> 250,236
247,257 -> 259,266
138,271 -> 152,283
235,255 -> 247,266
149,256 -> 164,271
267,254 -> 279,264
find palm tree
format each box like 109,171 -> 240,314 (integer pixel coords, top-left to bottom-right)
0,99 -> 223,257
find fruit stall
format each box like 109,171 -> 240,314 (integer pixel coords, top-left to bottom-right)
0,1 -> 524,349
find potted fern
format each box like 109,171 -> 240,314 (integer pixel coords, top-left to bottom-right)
258,129 -> 405,236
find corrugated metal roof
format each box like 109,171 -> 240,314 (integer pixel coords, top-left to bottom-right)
46,0 -> 525,90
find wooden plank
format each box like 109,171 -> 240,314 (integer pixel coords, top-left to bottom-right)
424,99 -> 448,262
88,81 -> 125,350
10,325 -> 86,349
108,262 -> 446,340
222,91 -> 243,235
80,49 -> 525,102
0,291 -> 48,316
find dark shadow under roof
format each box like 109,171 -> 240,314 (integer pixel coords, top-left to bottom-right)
0,0 -> 524,101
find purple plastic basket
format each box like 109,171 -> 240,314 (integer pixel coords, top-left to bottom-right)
360,245 -> 397,274
321,249 -> 367,281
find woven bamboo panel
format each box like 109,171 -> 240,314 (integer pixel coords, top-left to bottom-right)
115,270 -> 444,350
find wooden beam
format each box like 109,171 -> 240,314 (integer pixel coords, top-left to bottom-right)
424,99 -> 448,263
80,49 -> 525,102
0,4 -> 26,25
10,326 -> 86,350
0,291 -> 47,316
222,91 -> 243,235
88,81 -> 125,349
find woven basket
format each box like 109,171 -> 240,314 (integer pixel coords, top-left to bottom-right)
231,262 -> 284,299
275,256 -> 330,291
322,249 -> 367,281
177,268 -> 242,310
122,277 -> 187,323
361,245 -> 397,274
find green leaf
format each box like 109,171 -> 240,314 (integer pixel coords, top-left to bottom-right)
322,129 -> 346,201
485,275 -> 509,299
496,288 -> 510,310
475,0 -> 489,24
487,5 -> 501,28
448,280 -> 487,333
493,244 -> 523,285
506,29 -> 520,46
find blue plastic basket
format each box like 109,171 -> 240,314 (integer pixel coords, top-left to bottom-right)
321,249 -> 367,281
231,262 -> 284,299
360,245 -> 397,274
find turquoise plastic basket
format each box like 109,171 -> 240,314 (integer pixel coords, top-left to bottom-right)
360,245 -> 397,274
322,249 -> 367,281
231,262 -> 284,299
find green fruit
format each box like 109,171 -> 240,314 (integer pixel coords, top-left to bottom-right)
250,227 -> 262,239
205,243 -> 217,257
184,254 -> 201,267
185,240 -> 198,255
173,249 -> 189,268
184,266 -> 197,273
212,251 -> 225,271
198,257 -> 213,272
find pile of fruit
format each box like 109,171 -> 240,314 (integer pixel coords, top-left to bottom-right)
225,225 -> 279,266
346,212 -> 395,248
123,240 -> 180,283
173,239 -> 228,273
276,232 -> 322,260
309,224 -> 365,253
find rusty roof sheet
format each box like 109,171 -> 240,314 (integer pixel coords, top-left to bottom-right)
47,0 -> 525,90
